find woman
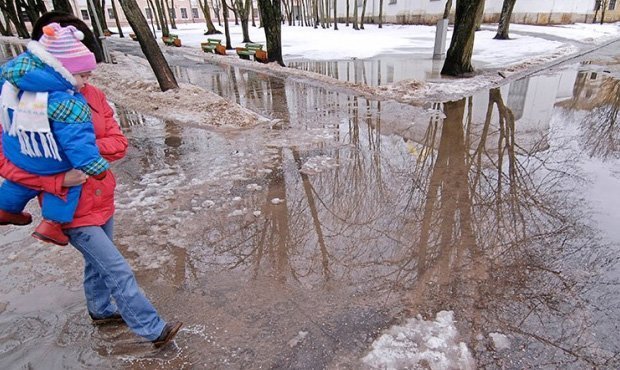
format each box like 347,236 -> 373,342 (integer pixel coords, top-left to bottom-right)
0,12 -> 182,348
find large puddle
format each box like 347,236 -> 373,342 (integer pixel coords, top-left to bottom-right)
0,41 -> 619,368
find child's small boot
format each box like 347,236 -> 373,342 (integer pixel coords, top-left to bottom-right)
32,220 -> 69,246
0,210 -> 32,225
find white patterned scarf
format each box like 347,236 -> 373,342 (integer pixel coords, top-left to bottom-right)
0,81 -> 62,161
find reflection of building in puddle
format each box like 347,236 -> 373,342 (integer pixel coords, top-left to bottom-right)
288,56 -> 445,85
556,66 -> 620,160
400,68 -> 579,154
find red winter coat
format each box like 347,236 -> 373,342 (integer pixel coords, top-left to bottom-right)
0,83 -> 128,229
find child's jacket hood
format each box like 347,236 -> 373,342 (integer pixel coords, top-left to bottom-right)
1,41 -> 76,92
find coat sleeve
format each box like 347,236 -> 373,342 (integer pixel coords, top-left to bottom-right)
0,128 -> 67,196
94,89 -> 128,162
49,94 -> 109,176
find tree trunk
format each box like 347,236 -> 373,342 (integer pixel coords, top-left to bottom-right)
97,0 -> 109,31
20,0 -> 41,26
155,0 -> 169,36
352,0 -> 358,30
147,0 -> 160,32
474,0 -> 485,30
333,0 -> 337,30
494,0 -> 516,39
359,0 -> 367,29
0,14 -> 8,36
312,0 -> 318,27
345,0 -> 349,26
118,0 -> 178,91
378,0 -> 383,28
441,0 -> 484,76
600,0 -> 607,25
251,0 -> 256,26
87,0 -> 102,40
0,0 -> 29,38
52,0 -> 72,13
257,0 -> 285,65
235,0 -> 251,42
212,0 -> 222,26
443,0 -> 452,19
165,0 -> 177,29
199,0 -> 220,34
111,0 -> 124,37
221,0 -> 232,49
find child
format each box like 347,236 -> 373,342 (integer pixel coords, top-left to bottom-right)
0,22 -> 109,246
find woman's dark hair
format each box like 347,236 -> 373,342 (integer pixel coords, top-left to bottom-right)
32,11 -> 104,63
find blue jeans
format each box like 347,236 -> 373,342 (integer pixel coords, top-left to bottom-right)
65,218 -> 166,341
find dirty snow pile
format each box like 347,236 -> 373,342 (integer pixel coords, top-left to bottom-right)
91,52 -> 270,128
362,311 -> 475,370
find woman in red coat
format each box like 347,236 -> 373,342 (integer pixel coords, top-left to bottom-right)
0,12 -> 181,348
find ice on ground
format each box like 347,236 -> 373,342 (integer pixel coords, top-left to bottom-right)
489,332 -> 511,351
362,311 -> 475,370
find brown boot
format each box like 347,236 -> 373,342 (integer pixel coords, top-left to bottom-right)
0,210 -> 32,226
152,322 -> 183,348
32,220 -> 69,246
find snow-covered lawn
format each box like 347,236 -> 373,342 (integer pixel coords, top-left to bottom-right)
108,21 -> 620,66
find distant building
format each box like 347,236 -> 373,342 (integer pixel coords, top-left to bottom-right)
69,0 -> 206,29
333,0 -> 620,25
30,0 -> 620,29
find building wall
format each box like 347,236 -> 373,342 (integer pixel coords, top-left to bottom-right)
338,0 -> 619,25
72,0 -> 205,29
33,0 -> 620,28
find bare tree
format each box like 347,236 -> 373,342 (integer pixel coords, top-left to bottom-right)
333,0 -> 338,30
351,0 -> 359,30
118,0 -> 178,91
198,0 -> 220,34
494,0 -> 516,39
221,0 -> 233,49
52,0 -> 72,13
441,0 -> 485,76
111,0 -> 124,37
235,0 -> 252,42
257,0 -> 285,65
211,0 -> 222,26
164,0 -> 177,29
359,0 -> 367,29
0,0 -> 29,38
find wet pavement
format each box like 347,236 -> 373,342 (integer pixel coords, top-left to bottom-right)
1,40 -> 620,368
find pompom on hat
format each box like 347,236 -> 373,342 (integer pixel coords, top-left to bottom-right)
37,22 -> 97,75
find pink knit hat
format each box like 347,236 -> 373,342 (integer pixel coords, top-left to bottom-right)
38,22 -> 97,75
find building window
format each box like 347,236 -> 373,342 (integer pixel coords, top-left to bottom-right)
145,8 -> 153,19
80,9 -> 89,20
191,7 -> 199,18
180,8 -> 188,19
107,8 -> 115,19
388,0 -> 396,4
610,0 -> 616,10
169,8 -> 176,19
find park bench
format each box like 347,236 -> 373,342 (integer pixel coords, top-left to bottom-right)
235,43 -> 267,62
201,38 -> 222,53
162,34 -> 181,47
201,38 -> 227,55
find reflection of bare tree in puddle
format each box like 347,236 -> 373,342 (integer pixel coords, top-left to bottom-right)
255,158 -> 294,283
402,88 -> 617,367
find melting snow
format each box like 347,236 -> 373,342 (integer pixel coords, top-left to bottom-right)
362,311 -> 475,370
